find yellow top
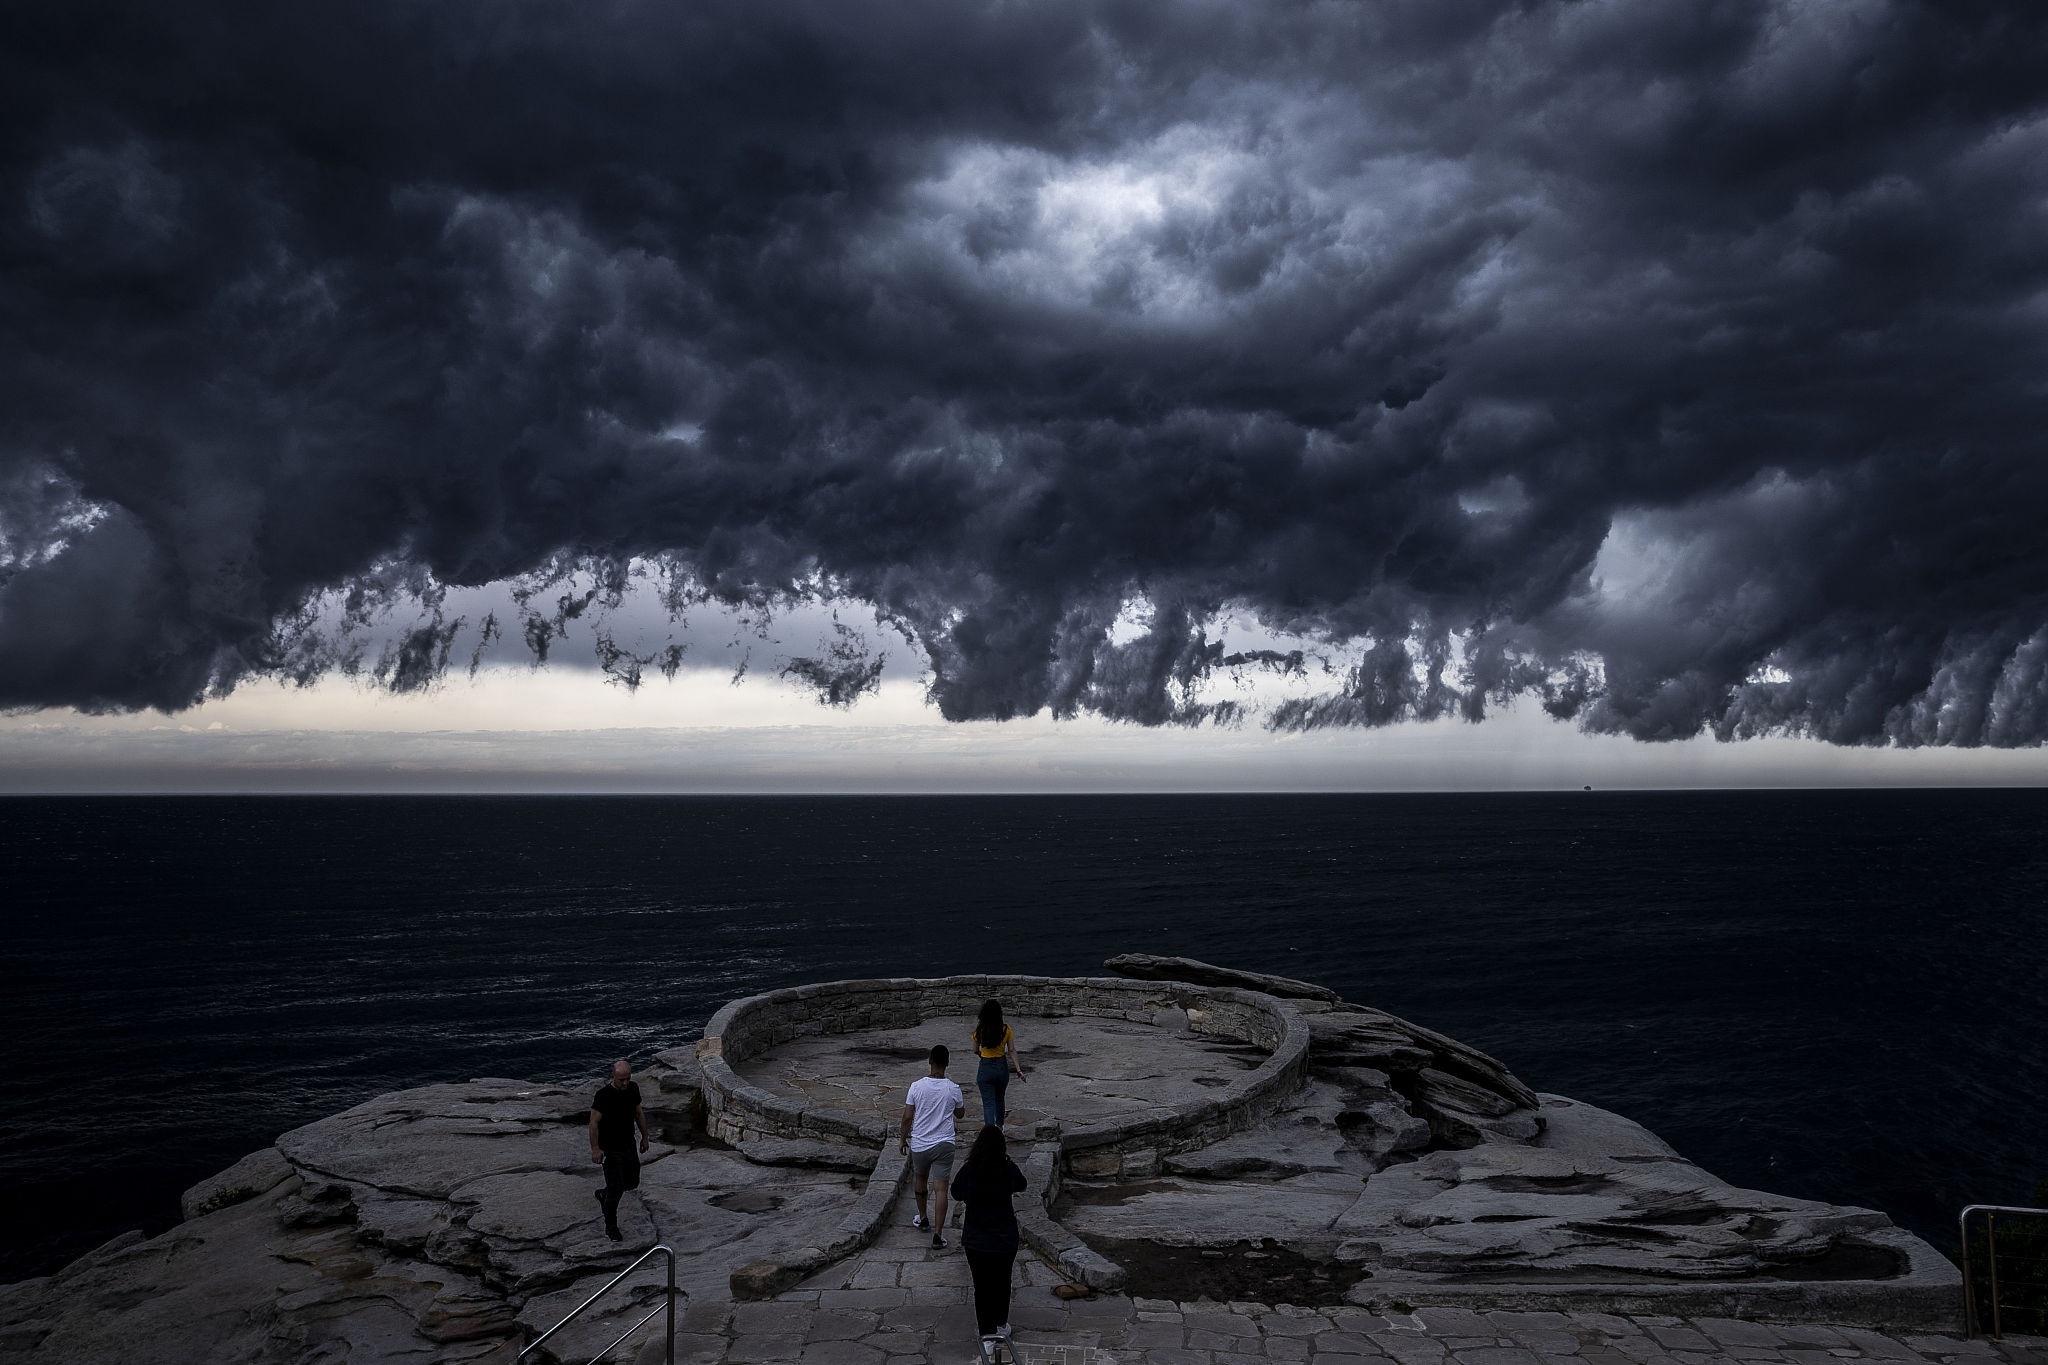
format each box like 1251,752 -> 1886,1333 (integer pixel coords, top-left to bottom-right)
974,1023 -> 1013,1059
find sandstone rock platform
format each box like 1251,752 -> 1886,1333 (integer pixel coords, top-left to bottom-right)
0,960 -> 1980,1364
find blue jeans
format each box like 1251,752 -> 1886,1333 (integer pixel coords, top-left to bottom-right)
976,1055 -> 1009,1126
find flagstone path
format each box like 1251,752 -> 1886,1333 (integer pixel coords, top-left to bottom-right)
642,1210 -> 2045,1365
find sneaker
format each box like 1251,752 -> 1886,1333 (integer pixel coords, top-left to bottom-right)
997,1324 -> 1012,1341
931,1232 -> 946,1249
912,1213 -> 928,1230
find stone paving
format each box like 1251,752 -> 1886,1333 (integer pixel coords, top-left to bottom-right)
731,1011 -> 1268,1138
640,1202 -> 2048,1365
664,1284 -> 2048,1365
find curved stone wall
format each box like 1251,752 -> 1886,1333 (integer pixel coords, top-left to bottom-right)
695,974 -> 1309,1178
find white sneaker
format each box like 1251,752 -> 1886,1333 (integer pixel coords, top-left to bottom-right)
998,1324 -> 1012,1341
912,1213 -> 928,1229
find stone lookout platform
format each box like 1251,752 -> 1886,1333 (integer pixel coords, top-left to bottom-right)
725,995 -> 1275,1141
1,958 -> 2031,1365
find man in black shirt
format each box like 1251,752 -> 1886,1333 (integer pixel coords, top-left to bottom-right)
589,1059 -> 649,1242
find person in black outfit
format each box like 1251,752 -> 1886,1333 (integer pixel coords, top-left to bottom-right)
588,1059 -> 649,1241
949,1125 -> 1028,1350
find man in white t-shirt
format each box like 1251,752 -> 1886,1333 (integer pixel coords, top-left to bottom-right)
899,1044 -> 965,1249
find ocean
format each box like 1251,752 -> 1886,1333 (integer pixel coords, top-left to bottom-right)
3,790 -> 2044,1283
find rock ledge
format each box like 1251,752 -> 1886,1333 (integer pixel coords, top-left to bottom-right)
0,961 -> 1964,1363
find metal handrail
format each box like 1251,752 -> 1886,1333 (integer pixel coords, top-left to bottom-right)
1959,1204 -> 2048,1340
518,1243 -> 678,1365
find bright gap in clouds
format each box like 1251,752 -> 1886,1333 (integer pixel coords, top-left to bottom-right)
5,654 -> 2047,793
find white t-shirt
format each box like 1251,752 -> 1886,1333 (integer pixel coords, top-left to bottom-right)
904,1076 -> 963,1152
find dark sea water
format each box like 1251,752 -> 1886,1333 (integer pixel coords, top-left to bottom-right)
3,791 -> 2045,1284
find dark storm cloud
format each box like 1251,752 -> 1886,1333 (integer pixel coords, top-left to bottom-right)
3,0 -> 2047,742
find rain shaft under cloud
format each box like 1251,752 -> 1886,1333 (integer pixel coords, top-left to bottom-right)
3,0 -> 2048,744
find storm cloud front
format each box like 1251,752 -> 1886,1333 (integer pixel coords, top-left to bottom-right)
4,0 -> 2047,745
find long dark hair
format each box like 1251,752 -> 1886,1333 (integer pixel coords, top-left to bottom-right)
962,1123 -> 1008,1187
975,999 -> 1005,1051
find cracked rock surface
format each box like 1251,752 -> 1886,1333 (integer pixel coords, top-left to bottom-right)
1332,1095 -> 1898,1283
0,1073 -> 865,1364
0,963 -> 1960,1361
1062,959 -> 1936,1302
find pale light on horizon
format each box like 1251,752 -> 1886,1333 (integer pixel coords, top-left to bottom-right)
3,662 -> 2043,794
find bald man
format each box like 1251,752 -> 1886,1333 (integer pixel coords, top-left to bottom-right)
589,1059 -> 649,1241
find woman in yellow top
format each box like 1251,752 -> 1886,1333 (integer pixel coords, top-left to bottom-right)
972,999 -> 1026,1128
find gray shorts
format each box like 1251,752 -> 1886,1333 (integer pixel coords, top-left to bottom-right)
910,1141 -> 954,1181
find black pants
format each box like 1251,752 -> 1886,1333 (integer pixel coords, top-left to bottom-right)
600,1148 -> 640,1225
965,1248 -> 1016,1334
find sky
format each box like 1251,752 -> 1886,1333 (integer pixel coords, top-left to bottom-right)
3,0 -> 2047,791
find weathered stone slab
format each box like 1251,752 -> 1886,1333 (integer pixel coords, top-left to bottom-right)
1104,954 -> 1341,1002
178,1145 -> 295,1221
1162,1076 -> 1380,1181
0,1178 -> 525,1363
275,1079 -> 590,1198
739,1138 -> 878,1173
